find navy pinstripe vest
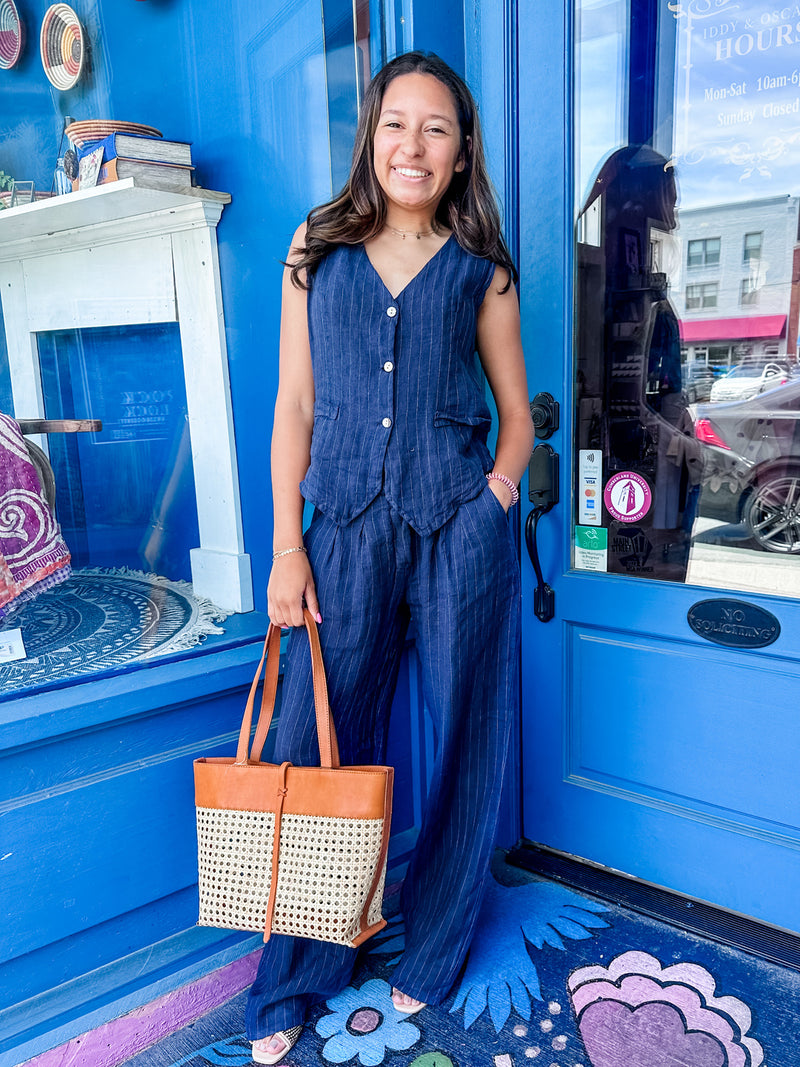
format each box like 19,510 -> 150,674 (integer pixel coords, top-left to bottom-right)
300,234 -> 497,535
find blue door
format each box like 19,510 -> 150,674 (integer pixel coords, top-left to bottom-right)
514,0 -> 800,933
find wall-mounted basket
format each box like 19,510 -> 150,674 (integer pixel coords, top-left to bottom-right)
40,3 -> 84,90
0,0 -> 23,70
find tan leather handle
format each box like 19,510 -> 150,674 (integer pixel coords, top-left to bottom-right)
237,609 -> 340,768
234,626 -> 278,765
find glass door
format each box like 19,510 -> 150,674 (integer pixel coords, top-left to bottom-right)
516,0 -> 800,935
576,0 -> 800,591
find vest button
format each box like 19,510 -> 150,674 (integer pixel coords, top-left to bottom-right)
383,361 -> 394,372
386,306 -> 397,317
382,417 -> 392,428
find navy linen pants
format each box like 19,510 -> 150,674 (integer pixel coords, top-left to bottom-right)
246,487 -> 520,1039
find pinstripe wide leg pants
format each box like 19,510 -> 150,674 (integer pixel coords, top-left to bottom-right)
246,487 -> 520,1040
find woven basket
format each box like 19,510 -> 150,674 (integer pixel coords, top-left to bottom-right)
194,611 -> 393,946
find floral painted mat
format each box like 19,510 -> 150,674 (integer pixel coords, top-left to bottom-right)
122,860 -> 800,1067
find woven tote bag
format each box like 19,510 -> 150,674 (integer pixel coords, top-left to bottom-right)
194,610 -> 393,947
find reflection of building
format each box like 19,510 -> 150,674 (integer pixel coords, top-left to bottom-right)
670,195 -> 800,369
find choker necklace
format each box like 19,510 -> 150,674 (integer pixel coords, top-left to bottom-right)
388,223 -> 438,240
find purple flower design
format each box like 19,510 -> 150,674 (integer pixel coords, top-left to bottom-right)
568,951 -> 765,1067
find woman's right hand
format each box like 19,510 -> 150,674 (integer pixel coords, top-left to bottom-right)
267,551 -> 322,628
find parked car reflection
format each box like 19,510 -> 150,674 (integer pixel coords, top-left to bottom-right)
683,362 -> 714,403
708,360 -> 790,403
694,379 -> 800,553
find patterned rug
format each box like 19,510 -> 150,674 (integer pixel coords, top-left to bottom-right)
0,568 -> 228,695
121,858 -> 799,1067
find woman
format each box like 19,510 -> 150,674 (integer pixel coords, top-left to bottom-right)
248,50 -> 534,1065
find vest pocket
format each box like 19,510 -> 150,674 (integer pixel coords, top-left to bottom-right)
313,400 -> 339,420
432,410 -> 491,427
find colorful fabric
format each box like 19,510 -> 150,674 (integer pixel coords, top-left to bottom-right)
0,414 -> 71,616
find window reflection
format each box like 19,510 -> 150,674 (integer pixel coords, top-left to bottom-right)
574,0 -> 800,590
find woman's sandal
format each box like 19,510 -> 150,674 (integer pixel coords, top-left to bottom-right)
391,989 -> 427,1015
251,1025 -> 303,1065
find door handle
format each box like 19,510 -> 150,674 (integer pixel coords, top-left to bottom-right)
525,442 -> 559,623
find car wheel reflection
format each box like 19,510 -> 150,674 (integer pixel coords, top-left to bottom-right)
745,470 -> 800,553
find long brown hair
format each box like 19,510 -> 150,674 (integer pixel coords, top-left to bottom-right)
290,51 -> 517,291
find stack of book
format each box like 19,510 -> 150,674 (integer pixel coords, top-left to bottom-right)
75,133 -> 194,193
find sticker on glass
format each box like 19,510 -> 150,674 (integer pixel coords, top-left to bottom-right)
575,525 -> 608,571
604,471 -> 652,523
578,449 -> 602,526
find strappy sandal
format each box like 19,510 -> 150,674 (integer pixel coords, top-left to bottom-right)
251,1025 -> 303,1065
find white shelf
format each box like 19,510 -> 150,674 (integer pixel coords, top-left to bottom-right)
0,180 -> 231,261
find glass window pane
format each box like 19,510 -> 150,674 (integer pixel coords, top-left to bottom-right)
574,0 -> 800,593
702,283 -> 718,309
744,231 -> 763,262
37,324 -> 199,580
687,239 -> 703,267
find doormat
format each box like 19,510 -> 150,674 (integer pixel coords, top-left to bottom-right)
120,859 -> 799,1067
0,568 -> 228,695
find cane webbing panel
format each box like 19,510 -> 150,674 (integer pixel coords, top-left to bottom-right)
196,806 -> 386,945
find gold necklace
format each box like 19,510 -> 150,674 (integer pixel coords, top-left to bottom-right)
388,224 -> 438,240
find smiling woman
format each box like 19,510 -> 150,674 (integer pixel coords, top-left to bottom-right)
247,49 -> 534,1065
365,74 -> 464,295
372,73 -> 465,218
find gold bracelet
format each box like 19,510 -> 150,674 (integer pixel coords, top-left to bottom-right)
272,546 -> 307,561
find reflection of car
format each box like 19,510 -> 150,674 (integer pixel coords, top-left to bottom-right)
683,362 -> 714,403
708,361 -> 789,403
694,379 -> 800,552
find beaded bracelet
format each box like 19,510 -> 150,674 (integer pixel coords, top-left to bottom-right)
486,471 -> 520,507
272,545 -> 307,561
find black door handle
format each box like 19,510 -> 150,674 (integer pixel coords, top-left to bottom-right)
525,443 -> 559,623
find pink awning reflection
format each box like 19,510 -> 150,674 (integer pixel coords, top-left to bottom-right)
679,314 -> 787,343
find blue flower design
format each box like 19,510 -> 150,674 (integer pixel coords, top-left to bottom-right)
451,878 -> 609,1032
316,977 -> 421,1065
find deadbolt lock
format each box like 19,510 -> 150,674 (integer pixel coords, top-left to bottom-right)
530,392 -> 559,440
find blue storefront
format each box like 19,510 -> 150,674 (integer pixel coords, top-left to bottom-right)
1,1 -> 799,1064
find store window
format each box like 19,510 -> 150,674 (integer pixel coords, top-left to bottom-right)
574,0 -> 800,593
0,2 -> 371,698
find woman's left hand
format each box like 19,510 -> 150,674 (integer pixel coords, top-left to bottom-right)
487,478 -> 513,513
